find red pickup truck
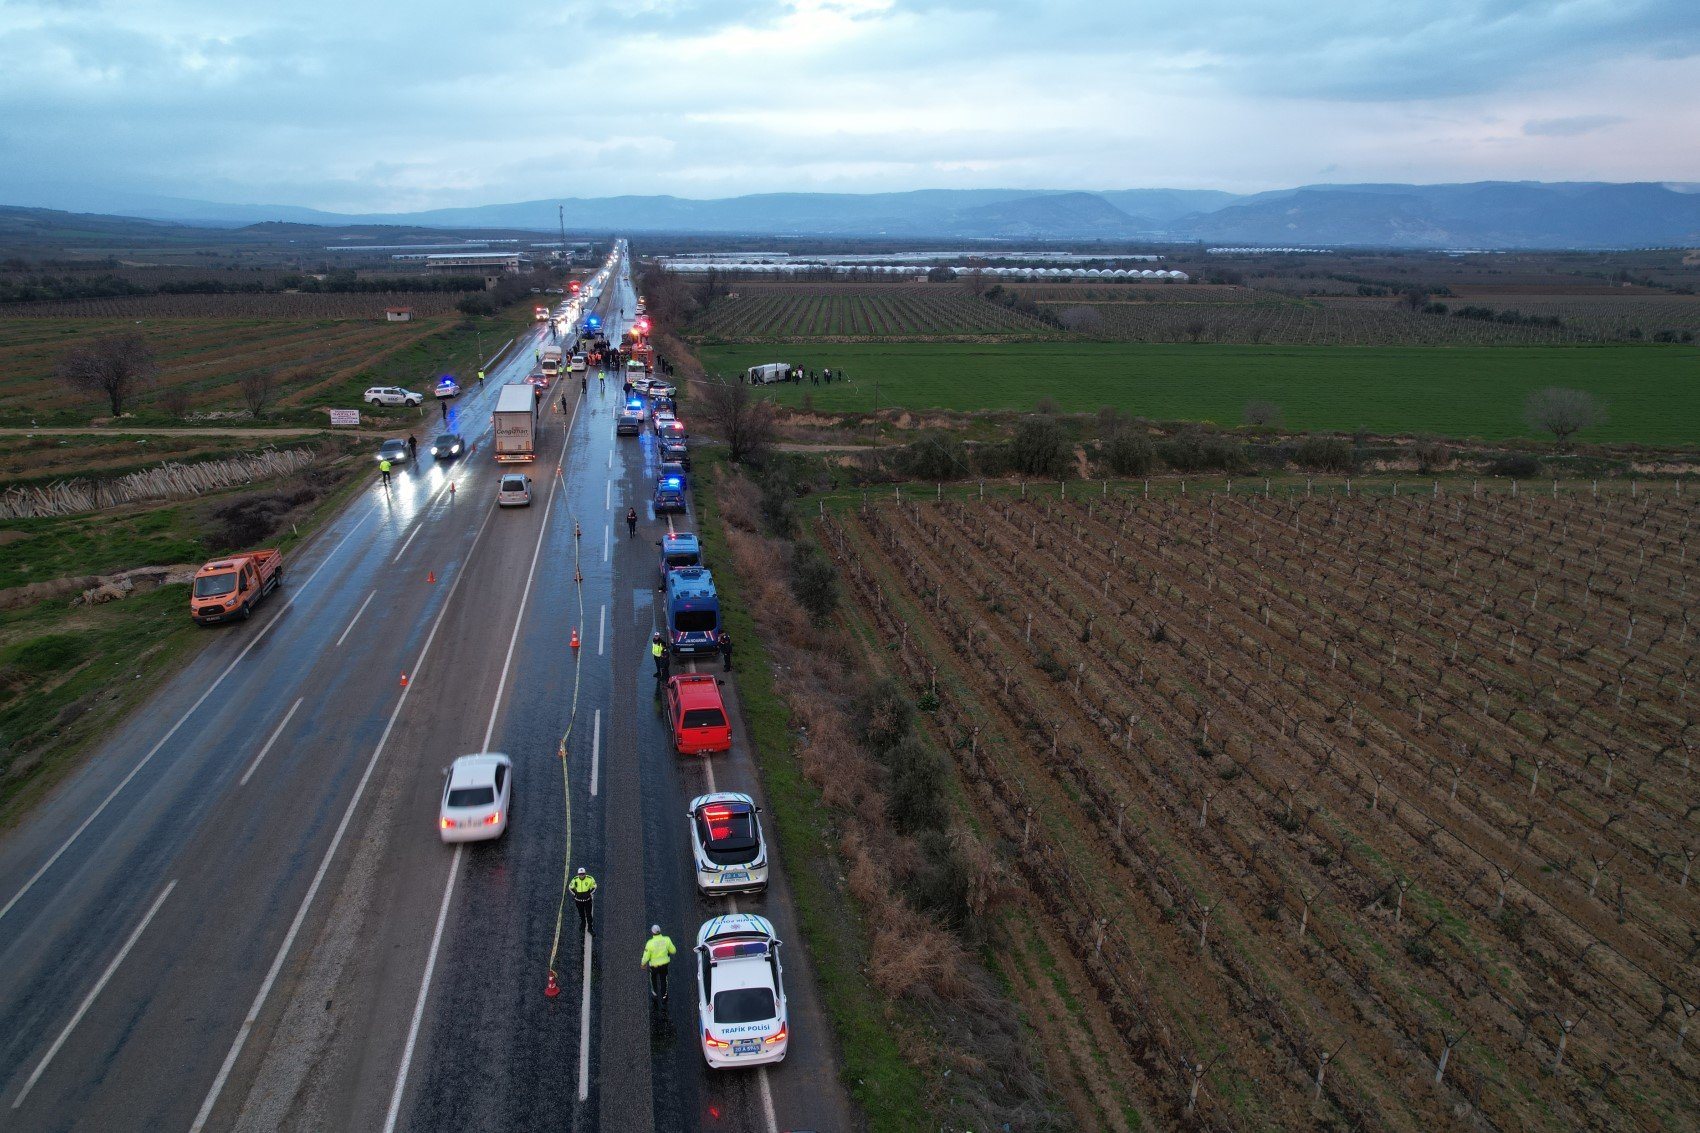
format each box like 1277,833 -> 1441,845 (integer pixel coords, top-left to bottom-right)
190,549 -> 283,624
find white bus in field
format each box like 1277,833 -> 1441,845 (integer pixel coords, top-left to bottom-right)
746,362 -> 790,385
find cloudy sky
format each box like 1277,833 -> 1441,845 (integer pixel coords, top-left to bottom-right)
2,0 -> 1697,213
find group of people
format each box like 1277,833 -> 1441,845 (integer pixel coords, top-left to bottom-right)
567,870 -> 677,1005
742,366 -> 843,385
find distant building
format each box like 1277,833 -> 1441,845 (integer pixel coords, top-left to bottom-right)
385,307 -> 413,322
393,251 -> 533,274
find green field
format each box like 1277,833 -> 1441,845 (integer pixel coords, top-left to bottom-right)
696,342 -> 1699,446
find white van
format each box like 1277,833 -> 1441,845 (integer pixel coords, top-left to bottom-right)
746,362 -> 790,385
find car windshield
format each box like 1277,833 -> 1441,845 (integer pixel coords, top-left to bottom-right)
193,573 -> 237,599
683,708 -> 727,730
712,987 -> 776,1025
447,786 -> 495,808
501,478 -> 526,492
665,554 -> 699,569
674,611 -> 717,633
434,435 -> 457,446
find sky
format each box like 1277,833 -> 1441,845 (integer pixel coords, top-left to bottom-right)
2,0 -> 1698,213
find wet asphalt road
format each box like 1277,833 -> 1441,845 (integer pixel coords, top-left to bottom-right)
0,248 -> 852,1133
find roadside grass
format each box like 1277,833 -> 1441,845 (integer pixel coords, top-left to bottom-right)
692,453 -> 929,1131
694,341 -> 1699,447
302,305 -> 536,413
0,585 -> 201,824
0,504 -> 206,590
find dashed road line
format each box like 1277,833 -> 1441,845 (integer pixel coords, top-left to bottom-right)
240,698 -> 303,787
334,590 -> 377,648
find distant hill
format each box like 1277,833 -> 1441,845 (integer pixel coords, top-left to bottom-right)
4,182 -> 1698,249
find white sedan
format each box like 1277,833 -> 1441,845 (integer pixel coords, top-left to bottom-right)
695,913 -> 788,1068
439,753 -> 512,842
687,793 -> 769,895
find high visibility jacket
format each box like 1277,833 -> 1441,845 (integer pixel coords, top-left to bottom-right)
651,640 -> 665,659
569,874 -> 597,901
642,934 -> 676,968
379,460 -> 391,473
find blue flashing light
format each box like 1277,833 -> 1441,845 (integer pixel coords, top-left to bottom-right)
664,477 -> 682,489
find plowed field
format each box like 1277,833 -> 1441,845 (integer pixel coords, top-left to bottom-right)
826,487 -> 1700,1131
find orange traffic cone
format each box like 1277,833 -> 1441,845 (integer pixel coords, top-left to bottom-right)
570,628 -> 581,651
545,970 -> 560,998
427,569 -> 436,584
400,672 -> 409,687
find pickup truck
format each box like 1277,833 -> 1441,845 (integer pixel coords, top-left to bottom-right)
191,549 -> 283,624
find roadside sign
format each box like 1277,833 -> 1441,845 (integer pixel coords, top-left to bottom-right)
329,409 -> 361,426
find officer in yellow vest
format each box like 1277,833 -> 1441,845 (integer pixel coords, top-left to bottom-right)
650,632 -> 668,679
378,458 -> 392,486
569,867 -> 596,935
641,925 -> 676,1004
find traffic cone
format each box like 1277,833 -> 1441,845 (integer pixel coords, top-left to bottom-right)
400,672 -> 409,687
570,628 -> 580,651
545,970 -> 560,998
427,569 -> 436,584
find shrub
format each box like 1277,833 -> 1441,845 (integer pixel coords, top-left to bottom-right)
1242,399 -> 1282,428
788,541 -> 839,623
1293,435 -> 1356,473
1159,430 -> 1252,474
1487,452 -> 1541,478
904,829 -> 971,929
456,293 -> 496,317
884,735 -> 950,835
900,437 -> 969,482
1009,417 -> 1071,479
1412,435 -> 1452,473
853,676 -> 915,754
1099,429 -> 1155,477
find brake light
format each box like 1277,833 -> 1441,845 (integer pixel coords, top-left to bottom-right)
440,817 -> 453,829
704,1031 -> 730,1049
484,812 -> 501,825
765,1023 -> 788,1045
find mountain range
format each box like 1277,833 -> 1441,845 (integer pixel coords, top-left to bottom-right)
4,182 -> 1699,249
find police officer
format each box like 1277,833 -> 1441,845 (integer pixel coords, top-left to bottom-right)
650,632 -> 669,679
569,867 -> 597,935
641,925 -> 676,1004
378,457 -> 392,486
717,630 -> 733,673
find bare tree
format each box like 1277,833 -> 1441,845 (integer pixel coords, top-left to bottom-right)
1057,305 -> 1105,334
240,368 -> 276,419
1243,399 -> 1282,428
57,331 -> 157,417
158,383 -> 192,419
697,377 -> 776,464
1524,387 -> 1605,449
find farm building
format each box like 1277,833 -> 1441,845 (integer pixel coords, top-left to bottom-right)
384,307 -> 413,322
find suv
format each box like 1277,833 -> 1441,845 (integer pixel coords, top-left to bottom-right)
660,438 -> 690,470
364,386 -> 424,407
665,674 -> 731,755
615,408 -> 643,436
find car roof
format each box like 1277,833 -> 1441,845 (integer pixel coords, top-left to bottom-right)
447,752 -> 510,788
697,911 -> 777,946
380,438 -> 407,448
500,473 -> 528,485
671,674 -> 724,708
664,531 -> 699,548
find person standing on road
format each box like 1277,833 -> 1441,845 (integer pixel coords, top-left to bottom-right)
378,458 -> 392,486
717,630 -> 733,672
651,632 -> 669,679
570,867 -> 597,935
641,925 -> 676,1004
406,434 -> 417,461
477,369 -> 485,384
580,374 -> 587,395
626,507 -> 638,537
440,399 -> 448,420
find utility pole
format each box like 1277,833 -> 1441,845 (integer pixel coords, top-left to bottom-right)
558,204 -> 566,261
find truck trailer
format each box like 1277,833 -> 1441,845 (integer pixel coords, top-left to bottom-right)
493,383 -> 539,462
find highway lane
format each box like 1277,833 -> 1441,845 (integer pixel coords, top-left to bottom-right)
0,302 -> 562,1129
0,246 -> 854,1133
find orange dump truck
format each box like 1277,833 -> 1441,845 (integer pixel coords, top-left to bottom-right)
190,549 -> 283,625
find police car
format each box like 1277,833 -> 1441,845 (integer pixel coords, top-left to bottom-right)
686,793 -> 768,895
695,913 -> 788,1068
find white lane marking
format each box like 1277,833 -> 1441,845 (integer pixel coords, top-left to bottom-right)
590,710 -> 601,798
240,699 -> 303,787
0,513 -> 371,927
381,374 -> 583,1130
666,514 -> 675,534
757,1068 -> 779,1133
606,450 -> 612,470
391,522 -> 423,564
334,590 -> 377,648
577,921 -> 593,1100
605,479 -> 611,510
602,524 -> 610,563
189,504 -> 494,1133
597,604 -> 606,657
382,845 -> 462,1133
12,880 -> 177,1110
